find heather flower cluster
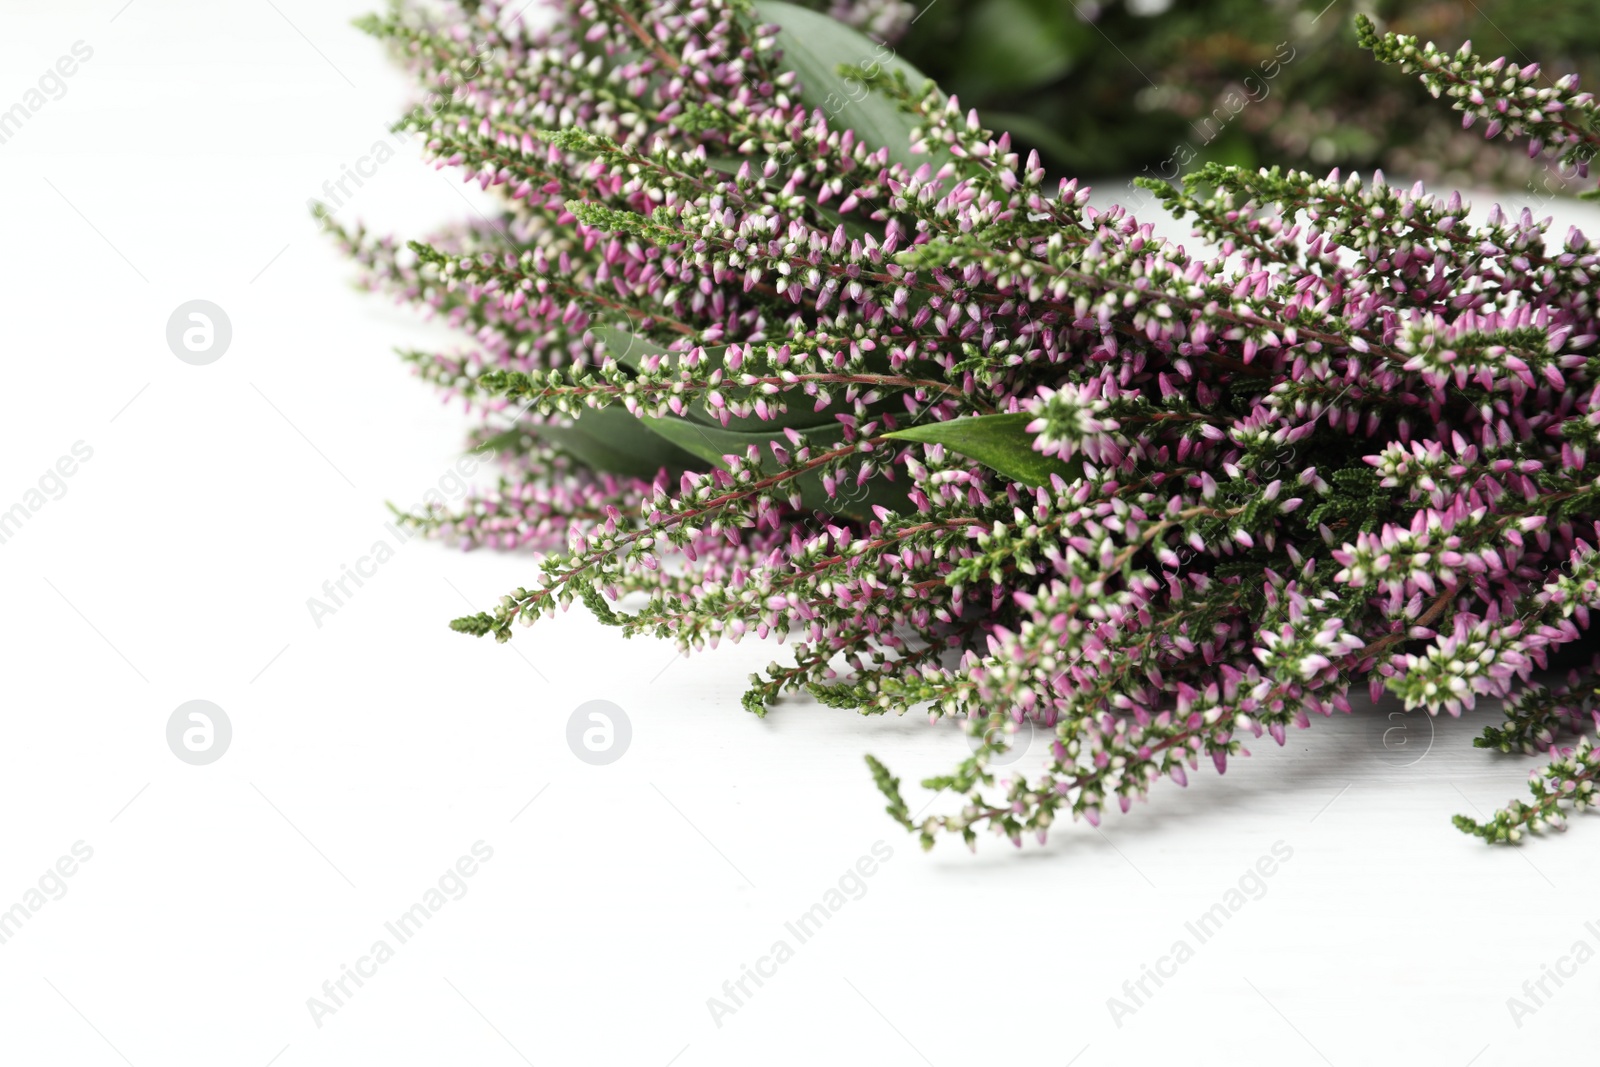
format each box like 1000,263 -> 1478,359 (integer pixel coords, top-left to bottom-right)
1357,17 -> 1599,192
327,1 -> 1600,849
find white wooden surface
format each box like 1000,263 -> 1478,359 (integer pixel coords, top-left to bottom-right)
1,3 -> 1593,1063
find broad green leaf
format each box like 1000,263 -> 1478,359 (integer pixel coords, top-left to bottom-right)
755,0 -> 931,171
641,415 -> 908,519
531,406 -> 701,478
884,412 -> 1079,487
691,391 -> 878,434
641,412 -> 825,468
471,425 -> 535,460
586,323 -> 670,371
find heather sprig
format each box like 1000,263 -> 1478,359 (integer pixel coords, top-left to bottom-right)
329,0 -> 1600,850
1477,654 -> 1600,755
1357,13 -> 1600,198
1454,736 -> 1600,842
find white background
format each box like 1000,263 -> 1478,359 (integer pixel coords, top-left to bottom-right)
2,1 -> 1596,1064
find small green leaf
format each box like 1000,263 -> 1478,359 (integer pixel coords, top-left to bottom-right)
884,412 -> 1079,487
864,754 -> 914,830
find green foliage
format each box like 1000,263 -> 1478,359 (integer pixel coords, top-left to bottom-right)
641,415 -> 907,519
345,0 -> 1600,854
535,406 -> 702,478
1454,737 -> 1600,843
756,0 -> 930,169
884,413 -> 1080,487
864,753 -> 916,832
896,0 -> 1600,189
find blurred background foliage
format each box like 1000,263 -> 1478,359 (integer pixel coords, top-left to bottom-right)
886,0 -> 1600,193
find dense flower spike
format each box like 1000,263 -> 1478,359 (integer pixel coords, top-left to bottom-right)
1357,14 -> 1600,199
332,0 -> 1600,849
